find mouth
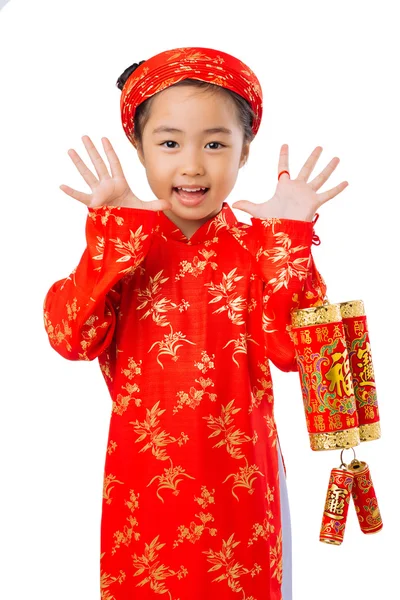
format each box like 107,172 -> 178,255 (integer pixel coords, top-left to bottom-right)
172,187 -> 210,207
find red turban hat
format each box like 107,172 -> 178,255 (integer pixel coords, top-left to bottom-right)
120,46 -> 263,145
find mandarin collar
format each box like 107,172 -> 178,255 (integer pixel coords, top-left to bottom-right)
153,202 -> 238,245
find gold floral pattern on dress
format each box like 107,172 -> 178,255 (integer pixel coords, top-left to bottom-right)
248,483 -> 276,547
175,248 -> 218,281
112,358 -> 143,414
203,533 -> 262,597
205,267 -> 248,325
100,551 -> 126,600
103,473 -> 125,505
194,350 -> 215,373
43,302 -> 74,353
136,269 -> 189,327
107,440 -> 117,455
148,325 -> 196,368
248,358 -> 274,413
130,400 -> 189,461
173,487 -> 218,548
173,377 -> 217,414
223,460 -> 265,502
147,463 -> 196,503
111,489 -> 141,555
223,332 -> 260,367
132,535 -> 188,596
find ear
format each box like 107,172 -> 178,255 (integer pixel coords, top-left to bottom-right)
239,142 -> 250,168
133,138 -> 145,166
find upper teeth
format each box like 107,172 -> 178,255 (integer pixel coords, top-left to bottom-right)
177,187 -> 206,192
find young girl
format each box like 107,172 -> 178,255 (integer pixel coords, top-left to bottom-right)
43,47 -> 347,600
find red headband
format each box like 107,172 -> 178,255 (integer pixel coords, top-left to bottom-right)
120,46 -> 263,145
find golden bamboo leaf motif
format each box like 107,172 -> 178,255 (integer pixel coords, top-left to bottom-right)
132,535 -> 188,594
103,473 -> 125,505
223,332 -> 260,367
136,269 -> 185,327
256,231 -> 309,294
111,489 -> 141,555
263,415 -> 278,448
130,400 -> 189,461
203,533 -> 262,595
203,399 -> 253,460
147,463 -> 196,503
269,531 -> 283,585
148,324 -> 196,368
205,267 -> 248,325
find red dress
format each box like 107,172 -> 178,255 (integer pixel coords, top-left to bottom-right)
43,202 -> 326,600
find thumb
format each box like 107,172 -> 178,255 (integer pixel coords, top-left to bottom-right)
231,200 -> 259,216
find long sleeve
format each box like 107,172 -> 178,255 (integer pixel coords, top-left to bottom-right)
249,215 -> 327,372
43,205 -> 157,361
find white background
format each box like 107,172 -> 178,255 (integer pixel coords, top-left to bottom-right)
0,0 -> 398,598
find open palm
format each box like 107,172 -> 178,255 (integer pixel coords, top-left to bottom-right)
59,135 -> 171,211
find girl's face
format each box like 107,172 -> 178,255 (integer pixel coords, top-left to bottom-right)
135,84 -> 250,238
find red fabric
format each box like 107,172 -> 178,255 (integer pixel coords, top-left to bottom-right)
120,47 -> 263,145
43,203 -> 325,599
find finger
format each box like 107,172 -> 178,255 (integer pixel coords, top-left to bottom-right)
309,157 -> 341,191
297,146 -> 323,181
67,148 -> 98,189
82,135 -> 111,180
59,184 -> 92,206
317,181 -> 349,205
278,144 -> 290,180
101,137 -> 126,179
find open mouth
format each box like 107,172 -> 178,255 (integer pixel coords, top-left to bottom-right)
172,187 -> 210,205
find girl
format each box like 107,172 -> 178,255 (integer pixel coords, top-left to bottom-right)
43,47 -> 347,600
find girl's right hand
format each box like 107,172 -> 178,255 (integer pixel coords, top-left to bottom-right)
59,135 -> 172,211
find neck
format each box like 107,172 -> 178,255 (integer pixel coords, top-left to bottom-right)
163,204 -> 223,239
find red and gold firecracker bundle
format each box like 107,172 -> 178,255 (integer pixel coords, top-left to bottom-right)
291,303 -> 360,451
339,300 -> 381,443
346,459 -> 383,534
320,467 -> 354,545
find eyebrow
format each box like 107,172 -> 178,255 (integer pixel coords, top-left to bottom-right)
152,126 -> 233,136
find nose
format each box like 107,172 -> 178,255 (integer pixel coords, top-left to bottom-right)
180,148 -> 205,177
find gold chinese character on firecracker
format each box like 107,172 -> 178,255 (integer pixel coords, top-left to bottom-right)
300,330 -> 312,344
354,320 -> 365,336
325,350 -> 353,397
328,414 -> 343,431
357,342 -> 375,386
316,326 -> 330,343
324,484 -> 349,519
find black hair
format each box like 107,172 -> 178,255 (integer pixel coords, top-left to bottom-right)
116,60 -> 256,155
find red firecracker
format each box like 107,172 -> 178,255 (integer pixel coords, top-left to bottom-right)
291,303 -> 360,451
339,300 -> 381,443
346,458 -> 383,534
320,467 -> 354,545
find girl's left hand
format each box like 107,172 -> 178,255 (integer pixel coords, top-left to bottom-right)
232,144 -> 349,222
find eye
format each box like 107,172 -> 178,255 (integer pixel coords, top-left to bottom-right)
206,142 -> 225,150
160,141 -> 178,148
159,141 -> 226,149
